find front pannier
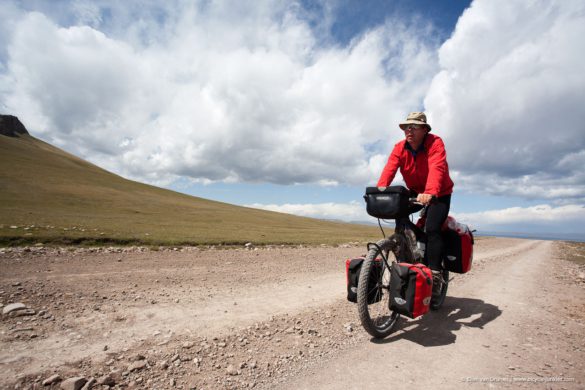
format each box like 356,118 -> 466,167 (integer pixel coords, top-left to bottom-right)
389,262 -> 433,318
364,186 -> 410,219
346,257 -> 383,304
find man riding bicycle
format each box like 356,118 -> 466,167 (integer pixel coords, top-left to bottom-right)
376,112 -> 454,300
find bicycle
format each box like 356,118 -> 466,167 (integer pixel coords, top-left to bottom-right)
357,186 -> 449,339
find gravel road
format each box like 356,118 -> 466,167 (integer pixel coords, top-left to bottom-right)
1,238 -> 584,389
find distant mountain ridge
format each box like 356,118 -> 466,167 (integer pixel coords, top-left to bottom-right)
0,116 -> 377,246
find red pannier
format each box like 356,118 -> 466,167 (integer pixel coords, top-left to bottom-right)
389,262 -> 433,318
442,216 -> 474,274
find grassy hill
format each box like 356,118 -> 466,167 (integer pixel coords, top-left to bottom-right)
0,133 -> 379,246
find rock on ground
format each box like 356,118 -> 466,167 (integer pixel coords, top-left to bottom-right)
42,374 -> 61,385
2,302 -> 27,315
60,377 -> 87,390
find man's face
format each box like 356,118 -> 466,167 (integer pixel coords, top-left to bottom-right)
403,124 -> 427,146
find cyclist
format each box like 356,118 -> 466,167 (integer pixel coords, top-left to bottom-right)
376,111 -> 454,300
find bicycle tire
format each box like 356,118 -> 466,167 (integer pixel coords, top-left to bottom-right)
357,237 -> 400,339
430,269 -> 449,310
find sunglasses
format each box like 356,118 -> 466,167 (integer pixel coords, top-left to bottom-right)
404,124 -> 424,132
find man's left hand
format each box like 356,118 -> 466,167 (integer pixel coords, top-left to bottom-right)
417,193 -> 434,205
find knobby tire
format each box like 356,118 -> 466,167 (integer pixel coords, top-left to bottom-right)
430,269 -> 449,310
357,237 -> 400,339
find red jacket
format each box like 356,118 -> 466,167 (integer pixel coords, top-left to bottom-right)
377,133 -> 454,197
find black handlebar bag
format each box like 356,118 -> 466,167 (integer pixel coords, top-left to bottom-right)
364,186 -> 410,219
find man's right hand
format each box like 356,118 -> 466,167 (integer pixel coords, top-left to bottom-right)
417,193 -> 434,205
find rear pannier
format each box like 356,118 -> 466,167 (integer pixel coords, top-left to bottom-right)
345,257 -> 383,304
364,186 -> 410,219
389,262 -> 433,318
442,216 -> 474,274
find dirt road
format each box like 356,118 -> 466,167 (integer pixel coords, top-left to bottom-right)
1,238 -> 584,389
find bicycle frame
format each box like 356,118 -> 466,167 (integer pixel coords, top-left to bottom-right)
367,212 -> 427,277
394,215 -> 426,262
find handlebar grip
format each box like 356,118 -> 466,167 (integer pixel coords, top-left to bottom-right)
409,195 -> 437,205
409,198 -> 423,206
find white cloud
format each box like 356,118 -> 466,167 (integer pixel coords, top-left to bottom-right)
0,0 -> 439,187
450,170 -> 585,205
424,0 -> 585,201
246,201 -> 368,222
453,204 -> 585,233
247,200 -> 585,235
249,199 -> 585,235
455,204 -> 585,224
2,0 -> 583,212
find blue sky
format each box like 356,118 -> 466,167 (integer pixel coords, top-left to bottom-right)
314,0 -> 471,45
1,0 -> 584,236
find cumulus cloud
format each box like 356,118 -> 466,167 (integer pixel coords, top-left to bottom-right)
425,0 -> 585,202
246,201 -> 367,222
455,204 -> 585,224
0,0 -> 439,186
2,0 -> 583,224
247,200 -> 585,234
453,204 -> 585,233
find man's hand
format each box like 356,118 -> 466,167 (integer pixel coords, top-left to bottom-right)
417,193 -> 434,205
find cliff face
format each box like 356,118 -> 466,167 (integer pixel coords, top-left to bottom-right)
0,115 -> 29,137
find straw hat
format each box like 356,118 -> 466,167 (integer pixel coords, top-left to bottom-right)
399,112 -> 432,131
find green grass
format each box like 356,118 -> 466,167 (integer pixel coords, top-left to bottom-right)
0,134 -> 380,246
556,241 -> 585,266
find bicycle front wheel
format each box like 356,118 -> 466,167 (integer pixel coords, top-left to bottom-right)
357,237 -> 400,339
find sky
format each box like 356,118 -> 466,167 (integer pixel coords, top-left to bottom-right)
1,0 -> 584,237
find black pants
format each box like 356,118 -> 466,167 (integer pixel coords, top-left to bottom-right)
425,194 -> 451,271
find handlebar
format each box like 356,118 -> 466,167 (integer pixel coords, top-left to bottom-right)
409,195 -> 437,206
409,198 -> 424,206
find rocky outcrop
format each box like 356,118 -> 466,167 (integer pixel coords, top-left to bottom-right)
0,115 -> 29,137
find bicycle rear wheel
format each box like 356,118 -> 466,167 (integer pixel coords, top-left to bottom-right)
357,237 -> 400,339
430,269 -> 449,310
